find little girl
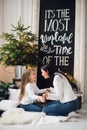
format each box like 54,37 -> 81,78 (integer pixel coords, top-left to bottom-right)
19,68 -> 47,112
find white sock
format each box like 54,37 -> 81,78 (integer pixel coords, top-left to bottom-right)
68,111 -> 82,118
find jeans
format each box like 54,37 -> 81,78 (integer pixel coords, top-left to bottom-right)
42,98 -> 79,116
20,103 -> 42,112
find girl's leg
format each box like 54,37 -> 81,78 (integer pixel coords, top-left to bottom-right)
20,103 -> 42,112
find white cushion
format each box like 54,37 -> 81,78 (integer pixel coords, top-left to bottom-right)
0,100 -> 19,111
9,88 -> 20,101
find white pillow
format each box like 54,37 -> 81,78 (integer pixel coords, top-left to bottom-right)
0,100 -> 19,111
9,88 -> 20,101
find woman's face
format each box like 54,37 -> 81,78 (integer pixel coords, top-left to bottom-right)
41,69 -> 49,79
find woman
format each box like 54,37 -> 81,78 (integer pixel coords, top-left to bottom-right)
19,68 -> 46,112
41,64 -> 79,116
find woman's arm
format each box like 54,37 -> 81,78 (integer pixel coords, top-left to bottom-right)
46,75 -> 64,101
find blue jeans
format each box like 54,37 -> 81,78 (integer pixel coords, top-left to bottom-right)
42,98 -> 79,116
20,103 -> 42,112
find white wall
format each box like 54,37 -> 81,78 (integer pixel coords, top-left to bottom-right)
0,0 -> 40,34
74,0 -> 86,101
84,0 -> 87,102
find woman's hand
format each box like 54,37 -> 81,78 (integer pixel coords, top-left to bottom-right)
46,88 -> 50,92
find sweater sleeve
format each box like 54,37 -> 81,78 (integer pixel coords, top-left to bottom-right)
46,75 -> 64,101
26,85 -> 39,101
34,84 -> 46,94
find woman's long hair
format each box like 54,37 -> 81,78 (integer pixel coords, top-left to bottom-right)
19,68 -> 35,101
41,64 -> 56,77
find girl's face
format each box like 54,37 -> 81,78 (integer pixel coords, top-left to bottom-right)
29,71 -> 36,82
41,69 -> 49,79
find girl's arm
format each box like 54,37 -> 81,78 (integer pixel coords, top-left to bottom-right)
26,85 -> 46,102
34,83 -> 47,94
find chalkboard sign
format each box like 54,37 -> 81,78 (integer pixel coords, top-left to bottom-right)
37,0 -> 75,89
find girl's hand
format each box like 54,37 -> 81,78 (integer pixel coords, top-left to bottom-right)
42,93 -> 48,100
38,96 -> 46,103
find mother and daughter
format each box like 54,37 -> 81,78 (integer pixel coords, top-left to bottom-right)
19,64 -> 79,116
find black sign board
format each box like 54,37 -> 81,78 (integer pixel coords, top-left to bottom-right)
37,0 -> 75,89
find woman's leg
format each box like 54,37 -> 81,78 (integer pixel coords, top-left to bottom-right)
20,103 -> 42,112
42,100 -> 62,116
61,98 -> 79,115
42,99 -> 79,116
73,98 -> 80,111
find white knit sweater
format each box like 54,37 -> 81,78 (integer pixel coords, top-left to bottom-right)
47,73 -> 77,103
20,82 -> 46,105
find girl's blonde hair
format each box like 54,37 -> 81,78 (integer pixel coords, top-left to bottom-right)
19,68 -> 35,101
